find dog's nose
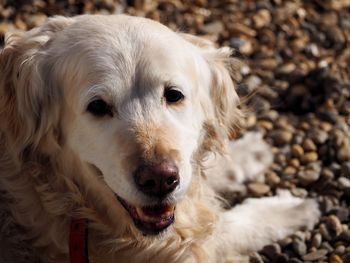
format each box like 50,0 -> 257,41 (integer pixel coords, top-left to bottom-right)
134,160 -> 179,198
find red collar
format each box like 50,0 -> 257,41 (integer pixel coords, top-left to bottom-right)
69,218 -> 89,263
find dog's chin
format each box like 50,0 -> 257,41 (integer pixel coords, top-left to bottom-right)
117,196 -> 175,235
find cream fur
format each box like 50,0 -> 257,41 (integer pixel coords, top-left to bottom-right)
0,15 -> 320,263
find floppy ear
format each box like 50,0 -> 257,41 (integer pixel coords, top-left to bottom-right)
181,34 -> 244,152
0,16 -> 74,157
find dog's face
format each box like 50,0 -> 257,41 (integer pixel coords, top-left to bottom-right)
0,15 -> 240,235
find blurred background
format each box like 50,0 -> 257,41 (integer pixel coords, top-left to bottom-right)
0,0 -> 350,262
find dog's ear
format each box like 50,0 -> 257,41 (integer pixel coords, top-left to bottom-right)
0,16 -> 74,156
181,34 -> 244,152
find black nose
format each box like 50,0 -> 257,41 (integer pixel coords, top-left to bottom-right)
134,160 -> 180,198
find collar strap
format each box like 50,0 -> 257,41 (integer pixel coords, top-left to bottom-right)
70,218 -> 89,263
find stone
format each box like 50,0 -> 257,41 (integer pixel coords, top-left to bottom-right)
303,139 -> 317,151
278,63 -> 296,74
293,239 -> 307,256
320,223 -> 332,241
321,242 -> 334,252
229,37 -> 253,55
298,169 -> 320,185
301,152 -> 318,163
245,75 -> 262,92
311,233 -> 322,248
329,207 -> 349,222
330,254 -> 343,263
321,168 -> 335,180
283,166 -> 297,176
261,243 -> 281,259
266,171 -> 281,185
278,237 -> 292,247
258,120 -> 273,131
292,144 -> 304,158
338,177 -> 350,189
247,183 -> 270,196
302,249 -> 328,261
291,187 -> 308,198
271,130 -> 293,145
252,9 -> 271,28
334,245 -> 346,255
338,144 -> 350,161
326,215 -> 343,236
249,253 -> 263,263
289,158 -> 300,168
288,258 -> 302,263
200,21 -> 224,34
339,229 -> 350,242
341,162 -> 350,177
309,129 -> 329,144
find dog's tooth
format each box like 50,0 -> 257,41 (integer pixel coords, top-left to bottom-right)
136,207 -> 144,217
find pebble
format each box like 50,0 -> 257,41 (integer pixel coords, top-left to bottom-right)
302,249 -> 328,261
279,237 -> 292,247
245,75 -> 262,92
330,254 -> 343,263
200,21 -> 224,34
326,215 -> 343,236
311,233 -> 322,248
321,168 -> 335,180
289,258 -> 302,263
252,9 -> 271,28
291,187 -> 307,198
271,130 -> 293,145
338,177 -> 350,189
321,242 -> 335,253
292,144 -> 304,158
339,229 -> 350,242
283,166 -> 297,176
301,152 -> 318,163
258,120 -> 273,130
293,239 -> 307,256
320,223 -> 333,241
265,171 -> 281,185
249,252 -> 264,263
289,158 -> 300,168
229,37 -> 253,55
261,243 -> 281,259
247,183 -> 270,196
309,129 -> 329,144
341,162 -> 350,176
338,144 -> 350,161
298,169 -> 320,185
275,254 -> 288,263
335,245 -> 346,255
303,139 -> 317,151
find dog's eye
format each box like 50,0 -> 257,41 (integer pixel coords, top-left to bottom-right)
164,88 -> 184,104
87,99 -> 113,117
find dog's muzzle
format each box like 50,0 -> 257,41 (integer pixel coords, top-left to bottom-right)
117,196 -> 175,235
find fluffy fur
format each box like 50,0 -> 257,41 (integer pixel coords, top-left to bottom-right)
0,15 -> 319,263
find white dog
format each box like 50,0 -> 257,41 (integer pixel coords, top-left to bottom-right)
0,15 -> 319,263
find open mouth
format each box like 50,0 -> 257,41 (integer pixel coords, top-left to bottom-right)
117,196 -> 175,235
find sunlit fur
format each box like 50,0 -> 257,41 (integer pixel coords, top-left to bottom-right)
0,15 -> 319,263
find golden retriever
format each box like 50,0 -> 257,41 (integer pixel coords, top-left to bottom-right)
0,15 -> 320,263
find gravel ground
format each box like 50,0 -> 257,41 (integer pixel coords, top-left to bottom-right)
1,0 -> 350,262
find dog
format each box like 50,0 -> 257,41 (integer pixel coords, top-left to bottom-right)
0,15 -> 320,263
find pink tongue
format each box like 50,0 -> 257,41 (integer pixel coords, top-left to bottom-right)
142,205 -> 170,217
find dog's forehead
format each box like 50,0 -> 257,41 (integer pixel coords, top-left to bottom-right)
69,16 -> 199,66
52,15 -> 207,102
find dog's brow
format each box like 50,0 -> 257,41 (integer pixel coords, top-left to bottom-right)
83,85 -> 115,102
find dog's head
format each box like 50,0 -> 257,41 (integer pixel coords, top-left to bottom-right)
0,15 -> 241,235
